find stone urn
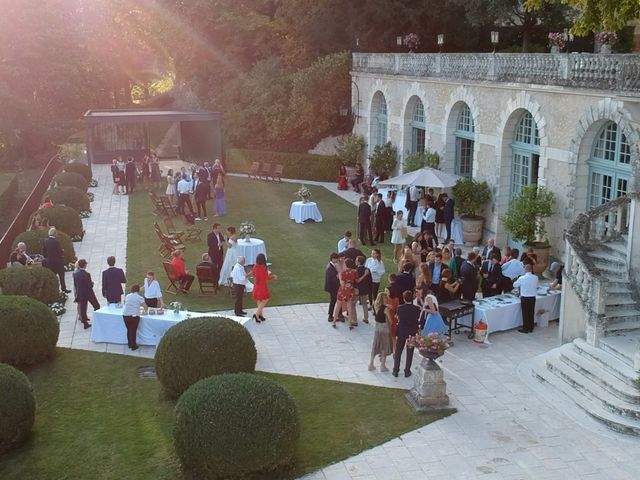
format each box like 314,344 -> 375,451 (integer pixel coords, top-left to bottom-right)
244,234 -> 251,242
461,215 -> 484,245
600,43 -> 612,54
406,350 -> 450,412
550,45 -> 560,54
528,242 -> 550,275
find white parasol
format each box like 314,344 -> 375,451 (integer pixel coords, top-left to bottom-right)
377,167 -> 460,188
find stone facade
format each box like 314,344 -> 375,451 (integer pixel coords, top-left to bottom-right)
351,53 -> 640,256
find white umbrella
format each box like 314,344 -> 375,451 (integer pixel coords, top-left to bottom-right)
377,167 -> 461,188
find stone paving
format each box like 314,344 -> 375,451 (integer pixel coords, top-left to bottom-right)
56,165 -> 640,480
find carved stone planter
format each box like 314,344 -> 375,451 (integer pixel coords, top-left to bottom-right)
529,242 -> 550,275
406,351 -> 450,412
461,216 -> 484,245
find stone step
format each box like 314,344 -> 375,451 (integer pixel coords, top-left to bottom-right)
600,272 -> 630,284
605,296 -> 637,307
589,251 -> 627,267
573,338 -> 638,386
531,354 -> 640,436
600,241 -> 627,257
547,353 -> 640,420
560,344 -> 640,404
606,310 -> 640,324
594,263 -> 628,276
605,320 -> 640,336
600,335 -> 638,366
608,285 -> 635,295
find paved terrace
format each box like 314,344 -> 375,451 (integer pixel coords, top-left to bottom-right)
57,165 -> 640,480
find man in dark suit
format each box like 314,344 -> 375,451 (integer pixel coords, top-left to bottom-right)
481,238 -> 501,261
101,256 -> 127,304
43,227 -> 70,293
395,262 -> 416,295
343,240 -> 365,262
357,196 -> 375,246
480,254 -> 502,298
73,258 -> 99,329
459,252 -> 479,302
324,253 -> 340,322
207,223 -> 225,283
392,290 -> 421,378
374,194 -> 386,243
442,193 -> 455,243
125,157 -> 137,194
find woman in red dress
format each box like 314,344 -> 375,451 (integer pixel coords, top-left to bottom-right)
337,162 -> 348,190
251,253 -> 277,323
332,258 -> 358,329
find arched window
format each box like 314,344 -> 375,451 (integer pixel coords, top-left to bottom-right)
588,121 -> 631,207
410,99 -> 425,154
511,111 -> 540,196
454,104 -> 475,177
371,92 -> 387,147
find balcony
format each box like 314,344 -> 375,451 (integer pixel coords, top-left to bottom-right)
352,52 -> 640,93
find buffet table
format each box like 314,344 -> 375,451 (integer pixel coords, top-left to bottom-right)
91,305 -> 255,347
236,238 -> 267,265
469,287 -> 561,342
289,201 -> 323,223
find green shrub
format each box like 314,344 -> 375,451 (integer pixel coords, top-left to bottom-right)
63,161 -> 92,182
37,206 -> 84,240
174,373 -> 300,479
0,267 -> 59,304
226,148 -> 340,181
53,171 -> 88,192
0,296 -> 59,366
335,134 -> 365,166
14,229 -> 77,266
155,317 -> 257,399
46,186 -> 90,214
452,177 -> 492,218
0,363 -> 36,453
368,142 -> 397,176
404,150 -> 440,173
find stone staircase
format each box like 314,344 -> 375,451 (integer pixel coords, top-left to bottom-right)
530,195 -> 640,435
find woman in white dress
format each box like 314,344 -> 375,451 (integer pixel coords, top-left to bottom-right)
219,227 -> 253,293
165,168 -> 176,199
391,210 -> 407,264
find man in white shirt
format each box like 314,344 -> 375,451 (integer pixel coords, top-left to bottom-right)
230,256 -> 247,316
407,185 -> 421,227
337,231 -> 352,254
513,264 -> 538,333
501,248 -> 525,292
176,175 -> 195,216
422,201 -> 437,245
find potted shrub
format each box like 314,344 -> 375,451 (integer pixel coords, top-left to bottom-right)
451,178 -> 491,245
335,134 -> 365,167
403,150 -> 440,173
368,142 -> 397,177
499,184 -> 555,274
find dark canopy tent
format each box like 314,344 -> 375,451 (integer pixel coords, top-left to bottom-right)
84,109 -> 221,165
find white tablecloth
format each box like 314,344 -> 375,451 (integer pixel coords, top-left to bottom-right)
237,238 -> 267,265
469,287 -> 561,342
289,201 -> 323,223
91,305 -> 255,346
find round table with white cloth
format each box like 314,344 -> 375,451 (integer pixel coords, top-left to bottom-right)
236,238 -> 267,265
289,201 -> 323,223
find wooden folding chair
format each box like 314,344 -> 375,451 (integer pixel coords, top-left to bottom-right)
196,265 -> 219,295
153,222 -> 186,250
260,162 -> 272,181
162,261 -> 180,295
272,164 -> 284,183
149,192 -> 164,216
248,161 -> 261,180
164,215 -> 202,242
158,196 -> 177,216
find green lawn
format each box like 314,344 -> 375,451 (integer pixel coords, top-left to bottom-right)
0,172 -> 16,195
128,176 -> 398,311
0,349 -> 453,480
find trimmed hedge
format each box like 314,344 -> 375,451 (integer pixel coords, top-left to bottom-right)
37,206 -> 84,240
0,296 -> 59,366
63,162 -> 92,182
0,266 -> 60,305
15,229 -> 77,265
53,171 -> 88,192
174,373 -> 300,479
46,186 -> 90,214
0,363 -> 36,454
155,317 -> 257,399
226,148 -> 341,181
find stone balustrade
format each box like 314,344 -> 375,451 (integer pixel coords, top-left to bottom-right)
352,52 -> 640,93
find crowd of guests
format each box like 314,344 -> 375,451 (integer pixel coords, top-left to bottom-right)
110,153 -> 162,195
325,230 -> 564,375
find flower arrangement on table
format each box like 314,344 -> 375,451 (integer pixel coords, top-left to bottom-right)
49,302 -> 66,316
407,332 -> 451,357
547,32 -> 566,51
403,33 -> 420,51
296,184 -> 312,203
239,221 -> 256,240
169,301 -> 183,315
596,31 -> 618,46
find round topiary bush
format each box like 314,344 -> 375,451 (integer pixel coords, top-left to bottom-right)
0,363 -> 36,454
174,373 -> 300,480
0,296 -> 59,366
53,171 -> 88,192
46,186 -> 90,214
155,317 -> 257,399
37,206 -> 84,240
15,229 -> 76,266
63,162 -> 92,182
0,266 -> 59,304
